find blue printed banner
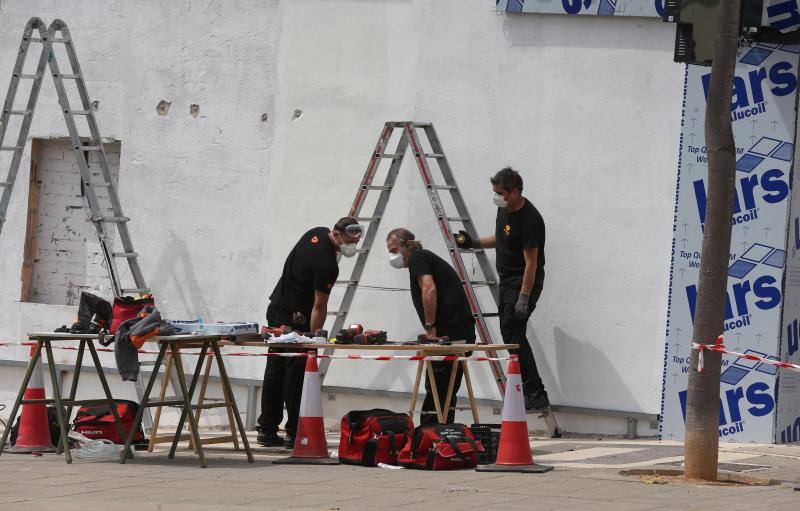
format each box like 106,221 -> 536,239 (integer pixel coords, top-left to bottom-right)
660,41 -> 799,442
495,0 -> 663,17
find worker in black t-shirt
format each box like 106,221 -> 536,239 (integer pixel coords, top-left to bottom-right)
256,217 -> 363,447
386,227 -> 476,425
455,167 -> 549,411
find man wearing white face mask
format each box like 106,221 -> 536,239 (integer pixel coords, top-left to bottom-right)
455,167 -> 549,412
257,217 -> 363,447
386,228 -> 476,424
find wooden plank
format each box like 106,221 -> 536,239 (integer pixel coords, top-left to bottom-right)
19,139 -> 40,302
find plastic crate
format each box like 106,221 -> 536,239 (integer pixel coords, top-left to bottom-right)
471,423 -> 501,465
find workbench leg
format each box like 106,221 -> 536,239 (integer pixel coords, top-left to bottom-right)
0,341 -> 43,457
168,342 -> 208,467
212,341 -> 253,462
408,354 -> 424,417
122,343 -> 166,464
63,339 -> 85,425
44,341 -> 71,464
88,341 -> 131,459
217,351 -> 240,451
461,361 -> 479,424
148,352 -> 174,452
189,354 -> 214,452
442,358 -> 460,424
425,358 -> 445,424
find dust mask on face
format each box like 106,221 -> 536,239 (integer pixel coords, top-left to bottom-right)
337,233 -> 357,258
389,251 -> 405,269
492,192 -> 508,208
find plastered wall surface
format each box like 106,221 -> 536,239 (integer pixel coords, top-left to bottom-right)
0,1 -> 683,433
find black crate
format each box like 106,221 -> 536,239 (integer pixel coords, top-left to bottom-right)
471,423 -> 501,465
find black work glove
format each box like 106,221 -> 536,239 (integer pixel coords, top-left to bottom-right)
454,230 -> 477,249
514,292 -> 530,320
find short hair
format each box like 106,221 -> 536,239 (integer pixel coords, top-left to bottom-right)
490,167 -> 523,192
333,216 -> 359,234
386,227 -> 422,251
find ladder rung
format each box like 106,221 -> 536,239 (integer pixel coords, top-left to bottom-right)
53,38 -> 69,43
78,146 -> 102,151
57,74 -> 81,79
85,182 -> 112,188
335,280 -> 358,285
16,73 -> 41,80
456,248 -> 485,254
67,110 -> 92,115
478,312 -> 500,318
0,146 -> 21,151
29,37 -> 44,43
432,185 -> 457,190
122,288 -> 150,294
6,110 -> 31,116
355,216 -> 381,222
93,216 -> 129,223
414,123 -> 432,127
113,252 -> 138,258
376,153 -> 403,159
425,153 -> 444,158
0,182 -> 12,187
465,280 -> 495,286
327,311 -> 347,316
364,185 -> 392,191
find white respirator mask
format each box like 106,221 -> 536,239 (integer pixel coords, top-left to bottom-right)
492,192 -> 508,208
339,242 -> 357,258
389,251 -> 405,269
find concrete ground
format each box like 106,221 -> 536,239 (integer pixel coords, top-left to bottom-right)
2,433 -> 800,510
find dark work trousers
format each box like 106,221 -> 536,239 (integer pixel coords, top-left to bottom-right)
256,303 -> 310,437
498,279 -> 545,399
420,321 -> 476,426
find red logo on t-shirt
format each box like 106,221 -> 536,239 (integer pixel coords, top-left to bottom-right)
311,236 -> 319,244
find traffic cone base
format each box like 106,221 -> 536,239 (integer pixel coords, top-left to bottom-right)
475,355 -> 552,473
272,354 -> 339,466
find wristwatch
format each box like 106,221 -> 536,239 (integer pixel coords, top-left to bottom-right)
424,322 -> 436,332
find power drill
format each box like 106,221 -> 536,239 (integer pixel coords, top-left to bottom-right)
416,334 -> 451,345
335,324 -> 363,344
354,330 -> 388,345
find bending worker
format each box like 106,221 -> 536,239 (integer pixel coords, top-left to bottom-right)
257,217 -> 363,447
455,167 -> 549,411
386,227 -> 476,424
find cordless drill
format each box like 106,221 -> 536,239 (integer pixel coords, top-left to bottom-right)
354,330 -> 388,345
335,324 -> 364,344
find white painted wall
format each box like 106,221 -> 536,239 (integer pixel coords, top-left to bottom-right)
0,1 -> 683,435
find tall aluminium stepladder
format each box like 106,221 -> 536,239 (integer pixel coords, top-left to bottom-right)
318,121 -> 561,437
0,18 -> 148,297
0,18 -> 156,428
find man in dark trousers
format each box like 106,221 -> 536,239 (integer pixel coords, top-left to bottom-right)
257,217 -> 363,447
386,227 -> 476,424
455,167 -> 549,411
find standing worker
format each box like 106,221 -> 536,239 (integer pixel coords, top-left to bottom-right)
455,167 -> 549,411
386,228 -> 476,424
257,217 -> 363,447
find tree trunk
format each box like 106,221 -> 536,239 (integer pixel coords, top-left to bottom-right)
684,1 -> 741,482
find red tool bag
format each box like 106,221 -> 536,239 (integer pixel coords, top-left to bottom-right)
398,423 -> 484,470
110,295 -> 155,334
338,409 -> 414,466
72,400 -> 145,444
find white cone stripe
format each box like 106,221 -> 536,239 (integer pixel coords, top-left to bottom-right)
502,372 -> 526,422
298,368 -> 323,417
29,351 -> 44,389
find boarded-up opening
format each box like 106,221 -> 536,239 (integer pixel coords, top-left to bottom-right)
20,139 -> 121,305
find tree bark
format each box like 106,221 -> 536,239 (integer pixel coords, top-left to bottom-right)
684,0 -> 741,482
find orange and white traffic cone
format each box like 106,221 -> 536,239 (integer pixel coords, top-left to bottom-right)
272,352 -> 338,465
8,347 -> 55,453
476,355 -> 552,473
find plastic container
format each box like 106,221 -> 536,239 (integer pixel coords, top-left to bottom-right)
471,423 -> 502,465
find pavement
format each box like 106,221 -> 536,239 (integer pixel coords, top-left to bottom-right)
1,433 -> 800,510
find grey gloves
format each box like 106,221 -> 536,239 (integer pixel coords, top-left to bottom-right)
514,292 -> 530,319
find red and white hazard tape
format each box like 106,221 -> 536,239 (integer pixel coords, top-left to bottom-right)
692,336 -> 800,373
0,341 -> 510,362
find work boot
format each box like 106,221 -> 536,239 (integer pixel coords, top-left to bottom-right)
284,434 -> 296,450
525,391 -> 550,412
256,432 -> 284,447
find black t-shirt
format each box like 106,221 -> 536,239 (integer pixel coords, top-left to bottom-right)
408,249 -> 474,330
269,227 -> 339,314
495,199 -> 545,289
